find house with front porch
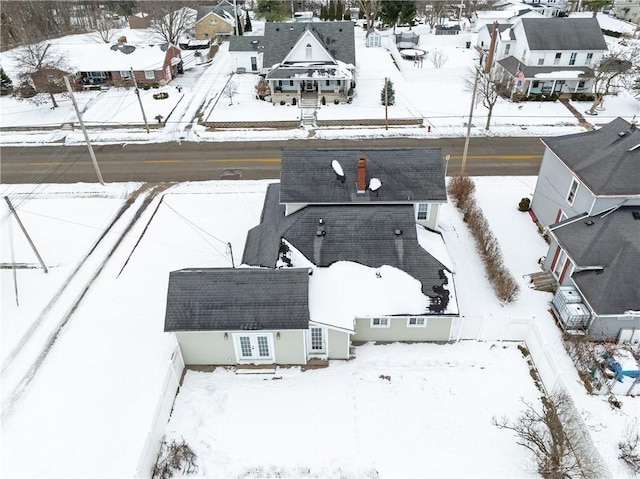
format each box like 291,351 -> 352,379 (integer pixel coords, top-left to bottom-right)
229,21 -> 356,104
530,118 -> 640,339
487,16 -> 608,97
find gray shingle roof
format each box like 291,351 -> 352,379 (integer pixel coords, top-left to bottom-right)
552,207 -> 640,315
521,17 -> 607,51
243,184 -> 451,313
279,148 -> 446,204
542,118 -> 640,196
497,55 -> 594,78
229,35 -> 264,52
263,21 -> 356,68
164,268 -> 310,331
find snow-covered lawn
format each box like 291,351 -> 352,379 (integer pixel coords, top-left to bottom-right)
166,341 -> 542,478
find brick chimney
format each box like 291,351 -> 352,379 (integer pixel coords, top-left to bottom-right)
356,155 -> 367,193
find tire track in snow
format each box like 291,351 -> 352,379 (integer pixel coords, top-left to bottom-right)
1,183 -> 172,419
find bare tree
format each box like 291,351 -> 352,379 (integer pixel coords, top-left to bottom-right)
464,66 -> 509,130
494,390 -> 603,479
12,42 -> 70,108
357,0 -> 382,30
91,17 -> 118,43
429,48 -> 448,68
223,78 -> 238,105
619,419 -> 640,474
586,46 -> 637,115
146,2 -> 195,45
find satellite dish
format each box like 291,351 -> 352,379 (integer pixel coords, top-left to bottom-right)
369,178 -> 382,191
331,160 -> 346,183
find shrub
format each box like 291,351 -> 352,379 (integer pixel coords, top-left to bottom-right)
292,97 -> 297,105
279,100 -> 285,105
153,92 -> 169,100
152,438 -> 198,479
518,197 -> 531,211
321,96 -> 326,105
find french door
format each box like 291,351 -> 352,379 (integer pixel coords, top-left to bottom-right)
233,333 -> 273,363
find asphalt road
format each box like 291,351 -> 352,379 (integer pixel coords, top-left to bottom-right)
0,136 -> 545,184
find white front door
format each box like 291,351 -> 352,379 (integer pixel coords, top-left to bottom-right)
233,333 -> 274,363
307,327 -> 326,357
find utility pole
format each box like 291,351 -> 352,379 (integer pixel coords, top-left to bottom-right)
227,242 -> 235,268
63,76 -> 104,185
384,77 -> 388,130
460,68 -> 480,174
4,196 -> 48,273
131,68 -> 150,134
233,0 -> 238,35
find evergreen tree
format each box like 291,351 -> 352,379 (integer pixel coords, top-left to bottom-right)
399,2 -> 417,27
244,14 -> 253,32
380,78 -> 395,105
329,0 -> 337,20
236,14 -> 243,35
0,68 -> 13,96
336,0 -> 343,20
320,4 -> 328,20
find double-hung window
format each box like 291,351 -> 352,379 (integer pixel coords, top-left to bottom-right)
417,203 -> 430,220
371,317 -> 390,328
569,52 -> 577,66
566,178 -> 579,205
144,70 -> 155,80
407,317 -> 426,327
554,52 -> 561,65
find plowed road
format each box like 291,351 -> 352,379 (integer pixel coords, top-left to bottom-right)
0,137 -> 545,184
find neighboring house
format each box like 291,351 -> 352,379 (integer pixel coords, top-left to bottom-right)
491,17 -> 608,96
229,21 -> 356,104
530,118 -> 640,339
56,40 -> 183,86
165,148 -> 459,367
521,0 -> 569,17
470,8 -> 534,31
128,12 -> 150,29
613,0 -> 640,25
194,5 -> 236,41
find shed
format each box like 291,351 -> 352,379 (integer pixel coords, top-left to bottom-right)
365,29 -> 381,47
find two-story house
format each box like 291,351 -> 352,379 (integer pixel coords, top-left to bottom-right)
164,148 -> 459,367
194,5 -> 237,42
485,17 -> 608,96
530,118 -> 640,339
229,21 -> 356,104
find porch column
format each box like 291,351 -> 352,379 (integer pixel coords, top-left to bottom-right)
317,80 -> 322,95
551,80 -> 557,93
526,80 -> 533,96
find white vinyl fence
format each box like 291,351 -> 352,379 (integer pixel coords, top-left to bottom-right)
450,315 -> 612,478
135,342 -> 185,478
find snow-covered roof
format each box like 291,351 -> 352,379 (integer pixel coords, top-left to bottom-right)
52,43 -> 177,72
569,12 -> 638,34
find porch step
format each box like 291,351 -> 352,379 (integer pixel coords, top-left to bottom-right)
526,271 -> 557,293
235,364 -> 277,375
301,358 -> 329,371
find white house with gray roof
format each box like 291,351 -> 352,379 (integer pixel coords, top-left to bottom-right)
229,21 -> 356,104
530,118 -> 640,339
486,17 -> 608,96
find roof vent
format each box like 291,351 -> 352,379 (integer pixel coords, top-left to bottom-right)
633,211 -> 640,220
316,229 -> 326,237
331,160 -> 346,183
618,131 -> 627,137
318,218 -> 324,225
251,40 -> 258,44
394,229 -> 402,235
585,219 -> 594,226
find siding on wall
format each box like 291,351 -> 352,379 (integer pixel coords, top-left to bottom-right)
352,317 -> 453,342
273,330 -> 307,364
327,328 -> 351,359
589,315 -> 640,340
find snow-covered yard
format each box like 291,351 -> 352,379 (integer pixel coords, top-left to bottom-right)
166,342 -> 542,478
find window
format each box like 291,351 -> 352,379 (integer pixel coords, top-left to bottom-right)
311,328 -> 323,350
532,80 -> 539,88
554,52 -> 561,65
120,70 -> 132,79
407,317 -> 426,327
289,80 -> 294,86
210,18 -> 217,24
504,44 -> 511,55
566,178 -> 579,204
257,336 -> 269,357
326,79 -> 330,86
371,317 -> 389,328
239,337 -> 252,357
538,57 -> 544,66
306,43 -> 312,59
278,80 -> 283,86
417,203 -> 430,220
569,52 -> 577,66
144,70 -> 155,80
578,80 -> 585,88
586,52 -> 593,64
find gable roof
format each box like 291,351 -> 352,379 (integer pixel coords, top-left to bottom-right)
279,148 -> 446,204
164,268 -> 310,331
195,6 -> 234,25
541,117 -> 640,196
243,184 -> 451,312
520,17 -> 607,51
551,207 -> 640,315
262,21 -> 355,68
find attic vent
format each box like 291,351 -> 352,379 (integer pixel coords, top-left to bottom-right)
318,218 -> 324,225
584,219 -> 594,226
618,131 -> 627,137
394,229 -> 402,236
276,27 -> 279,31
633,211 -> 640,220
339,28 -> 342,32
251,40 -> 258,44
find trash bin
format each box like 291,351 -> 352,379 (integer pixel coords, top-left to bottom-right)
466,41 -> 471,48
